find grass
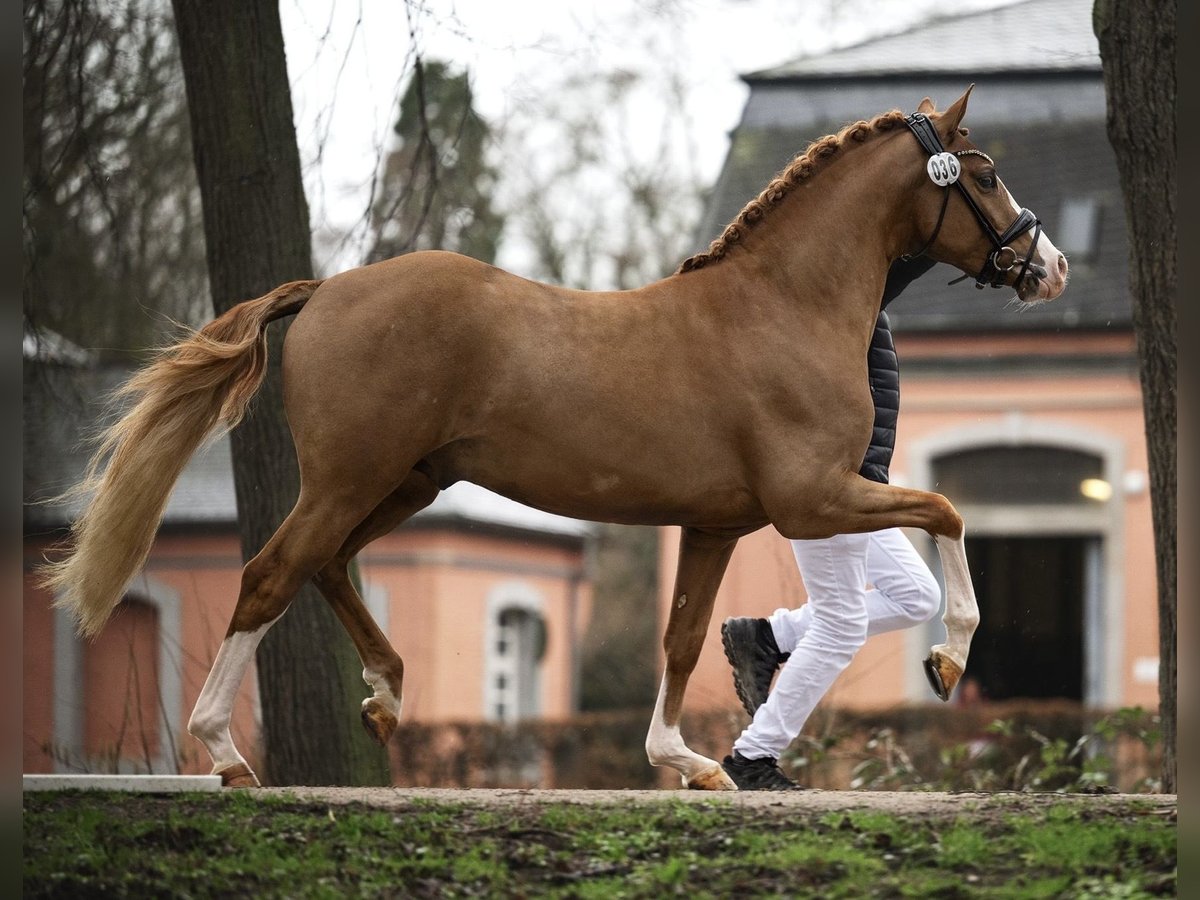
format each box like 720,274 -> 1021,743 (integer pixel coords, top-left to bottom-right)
23,791 -> 1176,898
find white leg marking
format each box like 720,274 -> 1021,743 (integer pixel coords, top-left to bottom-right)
931,532 -> 981,671
644,675 -> 725,787
188,621 -> 273,774
362,667 -> 402,719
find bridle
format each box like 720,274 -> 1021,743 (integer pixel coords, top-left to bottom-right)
902,112 -> 1043,291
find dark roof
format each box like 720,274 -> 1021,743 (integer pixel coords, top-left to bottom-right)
692,0 -> 1129,334
697,116 -> 1129,333
752,0 -> 1099,81
24,362 -> 259,532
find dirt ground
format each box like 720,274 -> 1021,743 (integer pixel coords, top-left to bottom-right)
271,786 -> 1177,824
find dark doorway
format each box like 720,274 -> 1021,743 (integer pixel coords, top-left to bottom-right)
962,536 -> 1091,702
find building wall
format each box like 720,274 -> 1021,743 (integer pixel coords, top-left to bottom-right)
84,599 -> 161,760
23,532 -> 259,776
658,332 -> 1156,718
357,527 -> 591,724
24,524 -> 590,775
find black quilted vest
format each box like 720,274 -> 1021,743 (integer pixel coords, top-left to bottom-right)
859,257 -> 936,483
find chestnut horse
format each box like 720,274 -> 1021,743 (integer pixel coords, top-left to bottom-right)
42,86 -> 1067,790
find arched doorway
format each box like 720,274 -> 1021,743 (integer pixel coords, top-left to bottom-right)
930,442 -> 1112,704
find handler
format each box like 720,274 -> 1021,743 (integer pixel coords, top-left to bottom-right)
721,256 -> 941,791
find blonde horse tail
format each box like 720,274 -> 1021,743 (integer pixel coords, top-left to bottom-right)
39,279 -> 324,638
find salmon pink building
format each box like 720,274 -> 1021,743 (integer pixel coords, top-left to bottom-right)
661,0 -> 1159,720
24,353 -> 592,776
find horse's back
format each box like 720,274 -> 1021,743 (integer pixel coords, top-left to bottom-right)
276,250 -> 867,532
279,251 -> 639,451
284,249 -> 690,416
275,252 -> 766,525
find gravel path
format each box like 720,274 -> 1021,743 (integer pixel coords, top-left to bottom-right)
270,786 -> 1177,821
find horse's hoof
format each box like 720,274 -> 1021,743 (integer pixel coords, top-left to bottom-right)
687,765 -> 738,791
361,699 -> 398,746
216,762 -> 261,788
923,651 -> 962,702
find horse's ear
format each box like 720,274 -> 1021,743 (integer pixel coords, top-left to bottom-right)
917,96 -> 935,114
937,84 -> 975,138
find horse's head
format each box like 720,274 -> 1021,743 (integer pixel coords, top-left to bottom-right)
903,85 -> 1068,304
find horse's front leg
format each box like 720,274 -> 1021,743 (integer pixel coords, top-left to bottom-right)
860,483 -> 978,701
772,476 -> 979,702
646,527 -> 739,790
924,531 -> 979,701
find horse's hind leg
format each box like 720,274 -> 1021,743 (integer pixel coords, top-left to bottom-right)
188,493 -> 380,787
646,527 -> 740,790
312,470 -> 440,749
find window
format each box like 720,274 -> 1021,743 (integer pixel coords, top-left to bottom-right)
484,584 -> 547,723
1056,197 -> 1101,260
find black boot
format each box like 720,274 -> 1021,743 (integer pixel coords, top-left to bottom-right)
721,617 -> 789,717
721,751 -> 804,791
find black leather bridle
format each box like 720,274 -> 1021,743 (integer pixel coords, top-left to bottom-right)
902,112 -> 1043,291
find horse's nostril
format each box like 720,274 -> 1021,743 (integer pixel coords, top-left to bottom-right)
1057,253 -> 1068,277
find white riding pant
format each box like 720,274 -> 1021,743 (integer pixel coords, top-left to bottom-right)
733,527 -> 940,761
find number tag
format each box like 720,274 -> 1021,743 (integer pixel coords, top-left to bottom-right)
926,152 -> 961,186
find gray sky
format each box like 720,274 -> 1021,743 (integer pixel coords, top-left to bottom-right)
281,0 -> 1018,276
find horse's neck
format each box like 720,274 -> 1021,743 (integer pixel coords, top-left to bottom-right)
727,136 -> 918,332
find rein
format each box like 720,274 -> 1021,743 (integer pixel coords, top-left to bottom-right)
902,112 -> 1042,290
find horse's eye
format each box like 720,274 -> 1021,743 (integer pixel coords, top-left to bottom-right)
977,174 -> 996,190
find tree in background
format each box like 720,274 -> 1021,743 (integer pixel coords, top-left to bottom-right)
23,0 -> 208,359
579,524 -> 660,711
367,59 -> 504,264
1094,0 -> 1176,793
500,68 -> 704,292
171,0 -> 389,786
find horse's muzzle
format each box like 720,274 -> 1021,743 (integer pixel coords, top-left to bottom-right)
1016,253 -> 1067,303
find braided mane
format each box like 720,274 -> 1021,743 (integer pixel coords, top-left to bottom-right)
677,109 -> 908,274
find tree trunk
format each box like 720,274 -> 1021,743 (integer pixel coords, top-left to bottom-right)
171,0 -> 389,786
1094,0 -> 1176,793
